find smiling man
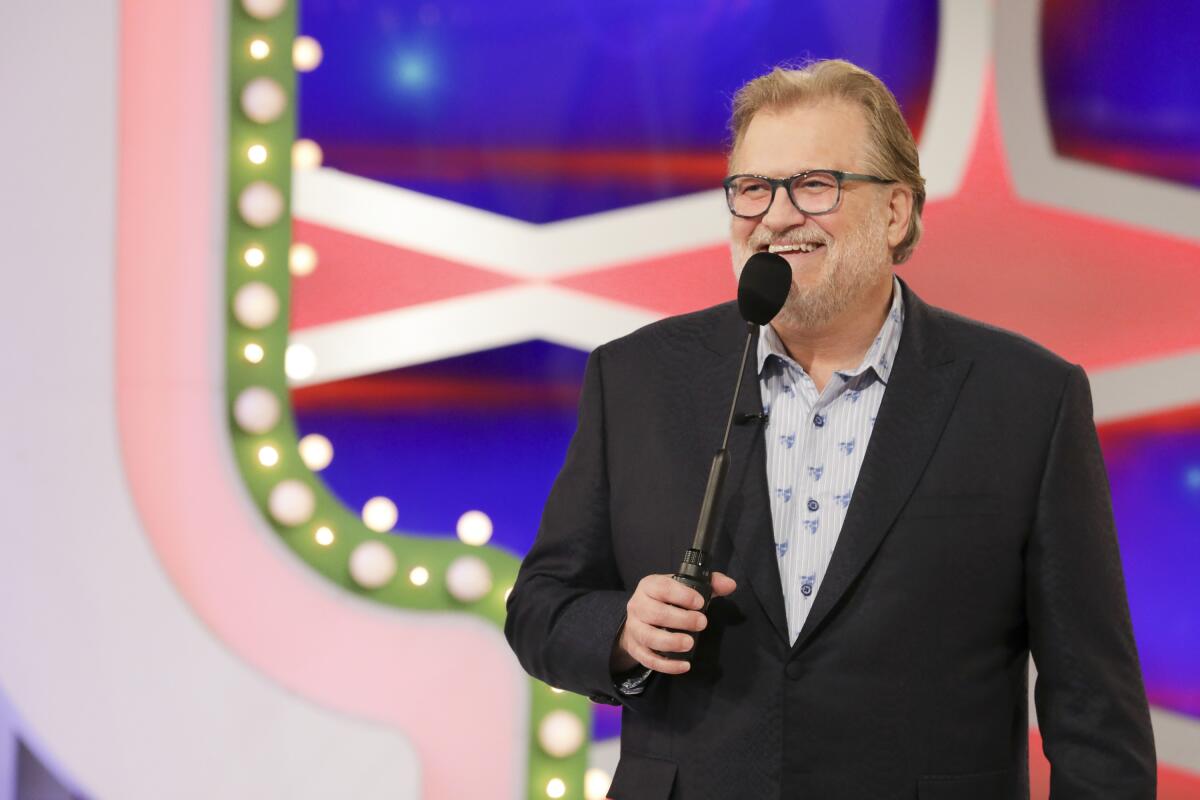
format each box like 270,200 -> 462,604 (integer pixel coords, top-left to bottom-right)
505,60 -> 1155,799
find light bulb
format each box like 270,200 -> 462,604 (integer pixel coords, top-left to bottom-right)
268,480 -> 315,526
243,342 -> 264,364
409,566 -> 430,586
237,181 -> 284,228
456,510 -> 493,546
362,497 -> 398,532
240,77 -> 287,124
584,769 -> 612,800
243,246 -> 265,267
446,555 -> 492,603
285,343 -> 317,381
292,138 -> 323,170
257,445 -> 280,467
293,36 -> 323,71
546,778 -> 566,799
247,144 -> 268,164
289,242 -> 318,276
298,433 -> 333,470
315,526 -> 335,546
232,281 -> 279,329
248,38 -> 270,60
349,541 -> 397,589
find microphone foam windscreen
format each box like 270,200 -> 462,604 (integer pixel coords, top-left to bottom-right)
737,252 -> 791,325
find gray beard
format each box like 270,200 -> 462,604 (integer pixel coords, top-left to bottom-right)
733,216 -> 890,331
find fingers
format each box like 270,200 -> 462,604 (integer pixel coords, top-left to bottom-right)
620,618 -> 693,675
643,574 -> 705,609
711,571 -> 738,598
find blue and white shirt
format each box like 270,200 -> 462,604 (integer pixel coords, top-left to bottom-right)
758,276 -> 905,644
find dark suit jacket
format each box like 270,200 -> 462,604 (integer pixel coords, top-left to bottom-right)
504,278 -> 1155,799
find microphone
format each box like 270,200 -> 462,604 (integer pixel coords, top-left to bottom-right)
664,252 -> 790,662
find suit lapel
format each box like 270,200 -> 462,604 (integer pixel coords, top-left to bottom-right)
791,279 -> 971,654
694,307 -> 789,645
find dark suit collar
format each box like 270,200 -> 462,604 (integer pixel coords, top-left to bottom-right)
698,276 -> 970,650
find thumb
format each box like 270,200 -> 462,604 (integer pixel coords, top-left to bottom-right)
710,571 -> 737,598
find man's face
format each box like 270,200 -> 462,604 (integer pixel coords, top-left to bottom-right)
729,100 -> 897,330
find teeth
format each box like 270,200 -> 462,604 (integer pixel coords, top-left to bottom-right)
768,242 -> 821,254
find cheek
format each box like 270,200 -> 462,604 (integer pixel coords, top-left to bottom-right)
730,218 -> 757,246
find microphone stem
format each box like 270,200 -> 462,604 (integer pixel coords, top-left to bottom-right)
719,322 -> 757,451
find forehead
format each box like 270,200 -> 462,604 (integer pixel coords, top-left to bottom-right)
730,99 -> 870,176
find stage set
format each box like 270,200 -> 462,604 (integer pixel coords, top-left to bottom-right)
2,0 -> 1198,798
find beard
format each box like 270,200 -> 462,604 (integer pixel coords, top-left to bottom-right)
732,213 -> 891,330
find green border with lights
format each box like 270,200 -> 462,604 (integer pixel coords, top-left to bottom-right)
224,4 -> 592,798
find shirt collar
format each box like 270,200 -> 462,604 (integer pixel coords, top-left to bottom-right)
756,275 -> 905,386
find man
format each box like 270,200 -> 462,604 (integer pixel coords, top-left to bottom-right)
505,60 -> 1155,799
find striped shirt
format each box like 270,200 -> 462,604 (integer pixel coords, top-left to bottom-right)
758,276 -> 905,644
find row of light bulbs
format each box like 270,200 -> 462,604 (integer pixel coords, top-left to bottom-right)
234,5 -> 600,797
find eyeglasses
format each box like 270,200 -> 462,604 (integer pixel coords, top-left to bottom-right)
722,170 -> 895,218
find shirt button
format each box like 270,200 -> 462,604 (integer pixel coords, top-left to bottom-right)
813,414 -> 825,428
786,662 -> 804,680
807,498 -> 819,512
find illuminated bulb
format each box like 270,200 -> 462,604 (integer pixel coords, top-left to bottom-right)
241,0 -> 287,20
268,480 -> 316,526
243,246 -> 265,267
409,566 -> 430,586
292,138 -> 323,170
240,77 -> 287,124
349,541 -> 397,589
362,496 -> 398,533
289,242 -> 318,276
232,281 -> 279,329
504,586 -> 512,602
238,181 -> 284,228
298,433 -> 333,470
446,555 -> 492,603
233,386 -> 280,434
293,35 -> 323,71
549,687 -> 565,694
257,444 -> 280,467
248,38 -> 270,59
243,342 -> 264,364
546,778 -> 566,799
247,144 -> 268,164
285,343 -> 317,381
314,526 -> 335,546
584,769 -> 612,800
538,710 -> 585,758
456,510 -> 493,546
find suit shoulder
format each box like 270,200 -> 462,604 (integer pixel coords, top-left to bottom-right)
930,305 -> 1075,379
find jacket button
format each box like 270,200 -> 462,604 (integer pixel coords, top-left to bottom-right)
785,662 -> 803,680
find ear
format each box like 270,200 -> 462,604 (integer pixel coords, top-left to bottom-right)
884,184 -> 914,250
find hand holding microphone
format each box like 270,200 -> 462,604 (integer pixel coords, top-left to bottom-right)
611,572 -> 738,675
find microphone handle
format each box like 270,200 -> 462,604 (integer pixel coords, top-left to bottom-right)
661,449 -> 728,663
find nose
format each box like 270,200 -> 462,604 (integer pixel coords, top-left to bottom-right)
760,184 -> 806,232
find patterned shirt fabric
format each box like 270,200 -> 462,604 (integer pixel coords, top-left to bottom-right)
759,276 -> 904,645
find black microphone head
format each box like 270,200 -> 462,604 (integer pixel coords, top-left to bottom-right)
737,252 -> 791,325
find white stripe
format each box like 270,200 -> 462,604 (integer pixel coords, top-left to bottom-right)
1087,350 -> 1200,424
294,168 -> 730,280
287,285 -> 657,387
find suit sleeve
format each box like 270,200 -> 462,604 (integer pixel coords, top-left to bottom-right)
1026,364 -> 1157,799
504,346 -> 646,706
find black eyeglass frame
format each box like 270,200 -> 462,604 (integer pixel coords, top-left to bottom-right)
722,169 -> 895,218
